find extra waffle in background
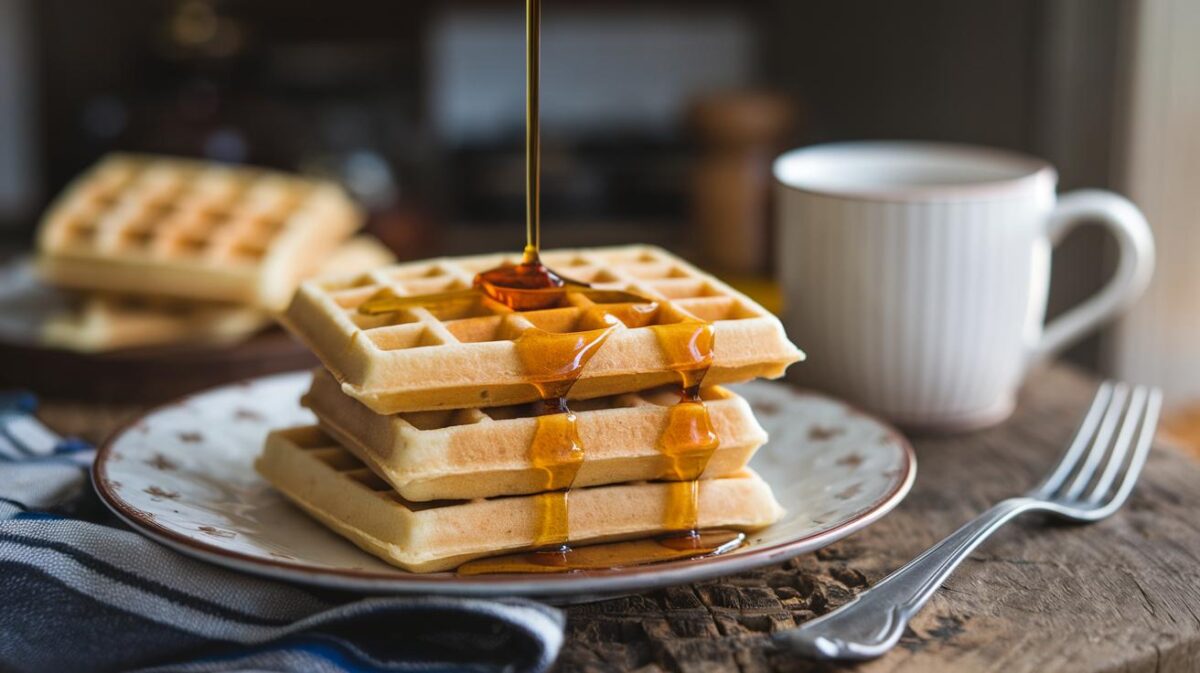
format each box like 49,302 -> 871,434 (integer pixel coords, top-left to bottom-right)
0,232 -> 394,400
283,245 -> 805,414
24,153 -> 396,353
34,236 -> 395,353
37,153 -> 364,310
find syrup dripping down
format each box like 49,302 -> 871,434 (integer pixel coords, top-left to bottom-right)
516,313 -> 622,549
454,311 -> 736,576
359,275 -> 736,574
362,291 -> 734,574
356,0 -> 741,574
458,329 -> 734,578
652,320 -> 719,533
528,408 -> 581,548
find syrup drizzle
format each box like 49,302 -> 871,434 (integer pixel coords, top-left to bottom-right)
523,0 -> 541,266
528,411 -> 582,547
357,0 -> 740,574
516,310 -> 623,548
453,311 -> 731,576
356,274 -> 649,317
652,321 -> 719,533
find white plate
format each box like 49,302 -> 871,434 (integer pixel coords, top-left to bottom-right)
94,372 -> 915,600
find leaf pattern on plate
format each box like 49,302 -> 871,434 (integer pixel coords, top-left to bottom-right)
836,453 -> 864,468
808,425 -> 844,441
199,526 -> 235,539
144,486 -> 180,500
144,454 -> 178,471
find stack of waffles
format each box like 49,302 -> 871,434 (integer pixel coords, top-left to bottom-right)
261,246 -> 805,573
34,154 -> 391,352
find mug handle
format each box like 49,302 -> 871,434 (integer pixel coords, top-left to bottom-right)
1030,189 -> 1155,362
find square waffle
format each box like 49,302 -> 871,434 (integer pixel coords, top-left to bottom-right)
303,367 -> 768,501
283,245 -> 804,414
257,426 -> 784,573
36,154 -> 362,309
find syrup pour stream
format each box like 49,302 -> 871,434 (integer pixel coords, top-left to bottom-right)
359,0 -> 744,574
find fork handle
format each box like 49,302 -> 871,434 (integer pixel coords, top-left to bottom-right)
774,496 -> 1043,660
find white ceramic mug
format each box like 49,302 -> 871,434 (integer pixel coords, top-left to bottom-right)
773,141 -> 1154,430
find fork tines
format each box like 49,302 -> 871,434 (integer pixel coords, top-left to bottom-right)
1032,381 -> 1162,514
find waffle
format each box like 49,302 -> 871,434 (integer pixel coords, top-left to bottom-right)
303,367 -> 767,501
36,154 -> 362,309
257,426 -> 784,573
283,245 -> 804,414
41,295 -> 270,353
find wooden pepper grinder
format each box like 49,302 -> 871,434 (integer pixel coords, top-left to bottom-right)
689,92 -> 798,276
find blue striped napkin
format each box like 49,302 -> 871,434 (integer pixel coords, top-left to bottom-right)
0,392 -> 564,673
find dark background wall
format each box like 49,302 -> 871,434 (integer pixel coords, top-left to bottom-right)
4,0 -> 1124,367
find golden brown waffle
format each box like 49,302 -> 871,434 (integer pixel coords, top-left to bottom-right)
36,154 -> 362,309
257,426 -> 784,573
41,295 -> 270,353
283,245 -> 804,414
303,367 -> 767,501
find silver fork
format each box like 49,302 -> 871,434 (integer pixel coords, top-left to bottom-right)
774,381 -> 1162,660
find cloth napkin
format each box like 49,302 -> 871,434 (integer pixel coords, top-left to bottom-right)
0,392 -> 564,673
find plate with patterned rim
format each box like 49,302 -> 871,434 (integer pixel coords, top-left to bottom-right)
93,371 -> 915,600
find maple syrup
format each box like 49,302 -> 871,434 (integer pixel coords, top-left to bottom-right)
514,313 -> 622,400
523,0 -> 542,268
476,258 -> 572,311
355,0 -> 742,574
652,321 -> 720,532
456,529 -> 746,576
528,411 -> 581,548
355,264 -> 652,317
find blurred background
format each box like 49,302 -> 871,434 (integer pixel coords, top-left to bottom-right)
0,0 -> 1197,445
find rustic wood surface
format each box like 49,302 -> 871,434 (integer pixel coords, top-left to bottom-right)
34,364 -> 1200,673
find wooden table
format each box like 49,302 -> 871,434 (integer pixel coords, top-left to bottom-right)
37,365 -> 1200,673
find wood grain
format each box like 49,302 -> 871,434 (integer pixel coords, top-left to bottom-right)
556,365 -> 1200,673
32,364 -> 1200,672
